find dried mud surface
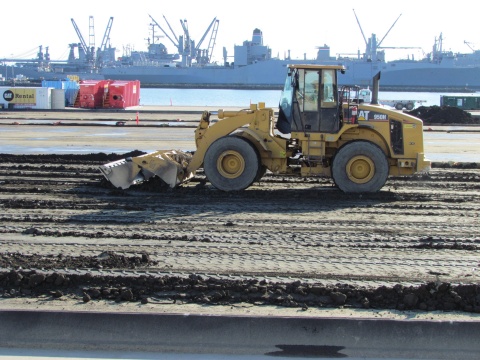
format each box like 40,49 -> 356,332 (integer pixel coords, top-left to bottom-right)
0,153 -> 479,313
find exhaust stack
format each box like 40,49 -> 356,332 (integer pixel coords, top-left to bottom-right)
371,71 -> 381,105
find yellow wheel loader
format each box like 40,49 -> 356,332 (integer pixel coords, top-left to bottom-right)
99,64 -> 430,193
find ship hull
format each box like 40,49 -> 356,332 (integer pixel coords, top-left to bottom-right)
102,59 -> 480,91
6,60 -> 480,91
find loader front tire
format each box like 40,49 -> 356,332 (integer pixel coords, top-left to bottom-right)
204,136 -> 260,191
255,165 -> 267,182
332,141 -> 389,193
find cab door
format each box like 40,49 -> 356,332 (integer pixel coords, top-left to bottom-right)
295,68 -> 340,133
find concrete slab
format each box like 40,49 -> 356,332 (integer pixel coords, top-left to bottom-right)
1,309 -> 479,359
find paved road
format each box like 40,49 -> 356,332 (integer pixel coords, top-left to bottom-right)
0,109 -> 479,161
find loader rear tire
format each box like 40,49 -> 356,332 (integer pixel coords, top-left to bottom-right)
204,136 -> 260,191
332,141 -> 389,193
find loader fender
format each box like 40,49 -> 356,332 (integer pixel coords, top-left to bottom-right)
339,126 -> 390,159
187,110 -> 261,173
236,128 -> 269,152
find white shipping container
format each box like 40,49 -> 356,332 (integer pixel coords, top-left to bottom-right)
51,89 -> 65,109
0,87 -> 52,109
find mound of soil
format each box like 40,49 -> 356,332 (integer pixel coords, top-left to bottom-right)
406,106 -> 476,125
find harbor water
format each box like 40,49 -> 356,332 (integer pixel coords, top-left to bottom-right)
138,88 -> 480,108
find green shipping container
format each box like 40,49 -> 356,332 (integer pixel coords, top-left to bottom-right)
440,95 -> 480,110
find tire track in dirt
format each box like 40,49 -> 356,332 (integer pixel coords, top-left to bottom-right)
1,154 -> 479,311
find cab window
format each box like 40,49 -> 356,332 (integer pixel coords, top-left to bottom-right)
321,69 -> 336,108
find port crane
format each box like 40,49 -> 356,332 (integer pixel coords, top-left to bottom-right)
98,17 -> 114,53
352,9 -> 420,61
148,14 -> 219,66
70,16 -> 116,68
464,40 -> 477,52
96,17 -> 115,65
193,17 -> 219,64
70,17 -> 96,65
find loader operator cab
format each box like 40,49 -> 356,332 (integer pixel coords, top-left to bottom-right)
277,64 -> 345,134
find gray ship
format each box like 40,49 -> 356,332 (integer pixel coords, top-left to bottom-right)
102,29 -> 480,91
102,12 -> 480,91
2,13 -> 480,91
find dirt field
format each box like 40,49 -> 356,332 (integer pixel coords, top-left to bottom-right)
0,109 -> 479,315
0,151 -> 479,313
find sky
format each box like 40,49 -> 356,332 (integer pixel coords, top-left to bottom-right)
1,0 -> 478,64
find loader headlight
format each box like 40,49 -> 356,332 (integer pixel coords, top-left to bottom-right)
398,159 -> 415,168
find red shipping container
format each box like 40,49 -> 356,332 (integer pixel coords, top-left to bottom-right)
105,80 -> 140,109
76,80 -> 110,108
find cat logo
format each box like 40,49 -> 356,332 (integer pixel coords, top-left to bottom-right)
3,90 -> 14,102
358,110 -> 388,121
358,110 -> 370,120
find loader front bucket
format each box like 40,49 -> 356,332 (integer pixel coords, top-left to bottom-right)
99,150 -> 194,189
